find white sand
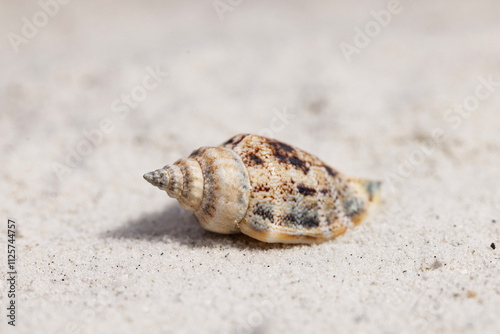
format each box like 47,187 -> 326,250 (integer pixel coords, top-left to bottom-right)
1,1 -> 499,333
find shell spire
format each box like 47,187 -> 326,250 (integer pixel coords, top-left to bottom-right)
144,134 -> 381,243
143,168 -> 169,190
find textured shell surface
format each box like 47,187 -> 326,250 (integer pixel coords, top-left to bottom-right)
144,134 -> 381,244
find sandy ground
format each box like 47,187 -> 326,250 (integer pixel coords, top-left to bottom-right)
1,0 -> 500,333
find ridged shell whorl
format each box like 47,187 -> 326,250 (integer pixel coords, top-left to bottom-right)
144,147 -> 250,234
144,134 -> 381,244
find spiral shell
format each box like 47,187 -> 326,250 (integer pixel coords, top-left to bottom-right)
144,134 -> 381,243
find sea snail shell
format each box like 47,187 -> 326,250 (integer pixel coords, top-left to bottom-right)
144,134 -> 381,244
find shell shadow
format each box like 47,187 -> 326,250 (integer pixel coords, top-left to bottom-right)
103,204 -> 299,250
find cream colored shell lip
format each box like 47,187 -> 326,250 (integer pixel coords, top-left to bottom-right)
144,134 -> 381,244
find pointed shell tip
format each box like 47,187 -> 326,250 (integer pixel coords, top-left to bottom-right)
143,171 -> 154,184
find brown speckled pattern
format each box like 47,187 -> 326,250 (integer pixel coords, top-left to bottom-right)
222,134 -> 379,243
145,134 -> 380,243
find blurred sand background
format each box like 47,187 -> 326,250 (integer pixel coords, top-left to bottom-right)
1,0 -> 500,333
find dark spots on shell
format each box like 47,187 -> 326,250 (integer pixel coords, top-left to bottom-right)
297,184 -> 316,196
268,140 -> 295,154
253,184 -> 271,193
249,153 -> 264,165
289,156 -> 309,174
344,197 -> 365,218
272,150 -> 289,164
300,206 -> 320,228
166,176 -> 177,194
154,169 -> 170,189
202,203 -> 216,217
223,134 -> 247,147
253,204 -> 274,222
325,165 -> 337,178
202,188 -> 217,217
277,142 -> 295,153
321,189 -> 330,195
189,148 -> 201,157
283,213 -> 300,226
282,209 -> 320,228
265,139 -> 311,174
302,214 -> 320,228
